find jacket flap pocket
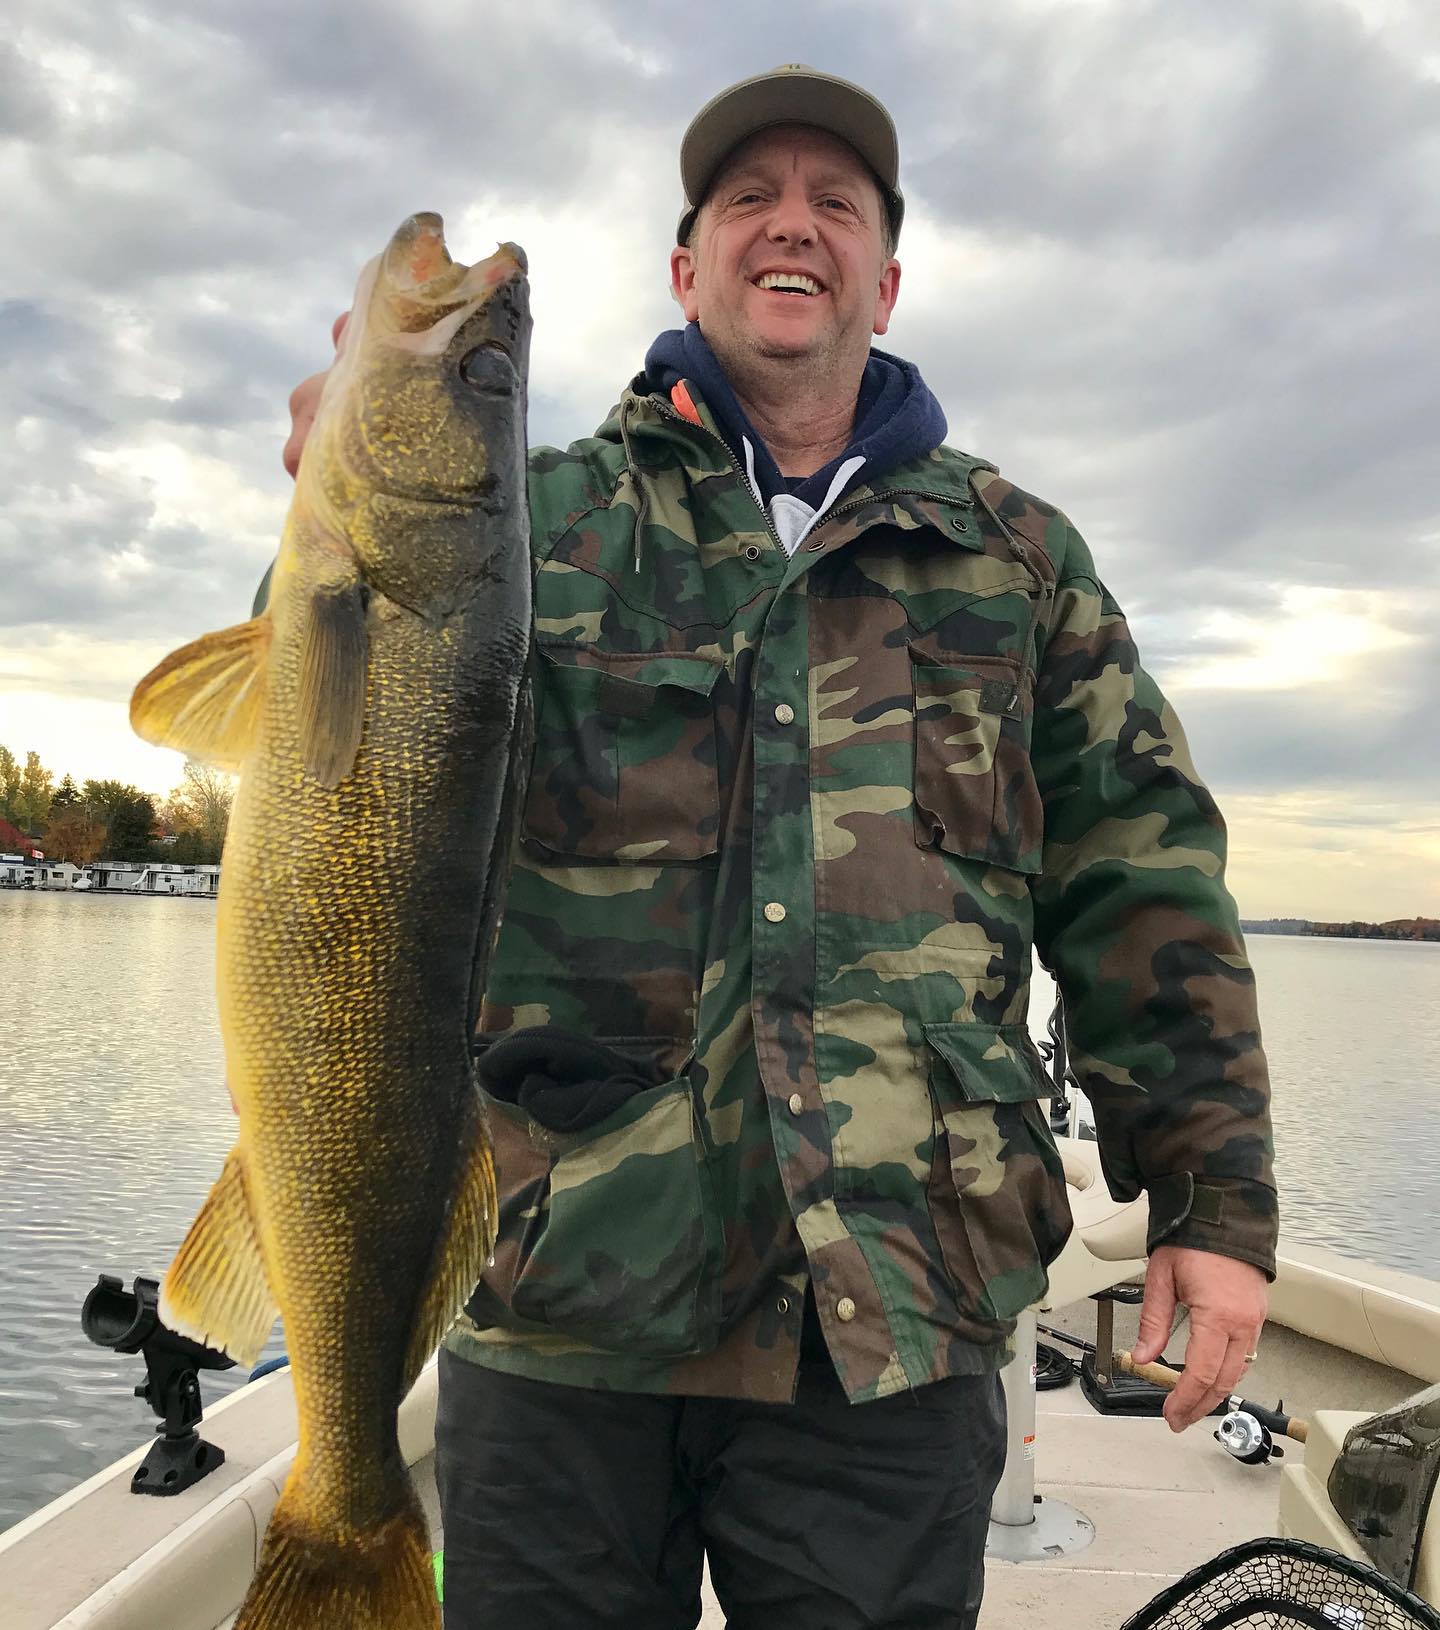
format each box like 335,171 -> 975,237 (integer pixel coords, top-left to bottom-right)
527,646 -> 724,861
539,646 -> 723,702
923,1021 -> 1050,1104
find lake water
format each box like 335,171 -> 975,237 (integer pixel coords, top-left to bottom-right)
1,889 -> 1436,1534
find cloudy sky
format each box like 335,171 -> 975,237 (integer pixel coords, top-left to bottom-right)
4,0 -> 1437,920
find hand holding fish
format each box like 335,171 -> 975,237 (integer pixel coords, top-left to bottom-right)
282,309 -> 350,479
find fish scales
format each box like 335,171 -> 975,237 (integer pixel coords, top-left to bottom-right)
130,213 -> 532,1630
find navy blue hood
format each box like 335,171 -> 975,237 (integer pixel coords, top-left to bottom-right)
643,323 -> 947,512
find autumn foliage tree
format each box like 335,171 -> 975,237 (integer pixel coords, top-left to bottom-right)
43,805 -> 108,866
161,761 -> 235,864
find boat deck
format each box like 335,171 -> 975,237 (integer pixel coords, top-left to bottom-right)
976,1365 -> 1279,1627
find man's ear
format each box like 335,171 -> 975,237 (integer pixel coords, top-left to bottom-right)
872,258 -> 901,337
670,244 -> 701,323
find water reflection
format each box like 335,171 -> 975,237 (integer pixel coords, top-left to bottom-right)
1,890 -> 286,1532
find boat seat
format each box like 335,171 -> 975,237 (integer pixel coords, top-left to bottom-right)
1038,1135 -> 1150,1311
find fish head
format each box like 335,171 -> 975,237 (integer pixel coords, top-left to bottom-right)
300,213 -> 531,606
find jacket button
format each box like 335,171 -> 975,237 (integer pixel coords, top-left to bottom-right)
787,1092 -> 803,1115
836,1297 -> 857,1322
776,1295 -> 790,1315
744,544 -> 762,561
763,901 -> 787,923
774,703 -> 795,725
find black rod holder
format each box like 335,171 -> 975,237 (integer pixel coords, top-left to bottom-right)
81,1272 -> 235,1496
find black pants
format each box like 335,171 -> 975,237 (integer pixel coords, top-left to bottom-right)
434,1337 -> 1006,1629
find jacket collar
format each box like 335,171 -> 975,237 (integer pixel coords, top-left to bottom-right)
608,381 -> 994,529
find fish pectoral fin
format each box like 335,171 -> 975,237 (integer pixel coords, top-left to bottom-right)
403,1090 -> 499,1392
130,617 -> 272,770
160,1147 -> 278,1366
298,579 -> 368,789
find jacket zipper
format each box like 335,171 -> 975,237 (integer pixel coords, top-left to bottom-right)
649,397 -> 786,555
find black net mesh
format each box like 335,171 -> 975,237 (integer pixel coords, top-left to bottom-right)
1120,1538 -> 1440,1630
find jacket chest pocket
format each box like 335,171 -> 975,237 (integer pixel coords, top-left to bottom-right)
908,643 -> 1044,874
522,648 -> 724,861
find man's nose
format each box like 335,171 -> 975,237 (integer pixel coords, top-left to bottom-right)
765,186 -> 818,246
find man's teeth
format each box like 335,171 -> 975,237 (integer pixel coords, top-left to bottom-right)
756,272 -> 821,295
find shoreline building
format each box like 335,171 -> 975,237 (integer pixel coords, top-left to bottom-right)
85,862 -> 220,897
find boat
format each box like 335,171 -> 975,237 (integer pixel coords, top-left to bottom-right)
2,1134 -> 1435,1629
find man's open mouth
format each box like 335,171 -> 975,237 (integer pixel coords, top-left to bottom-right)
753,272 -> 824,297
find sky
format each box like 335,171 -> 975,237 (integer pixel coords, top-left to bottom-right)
3,0 -> 1437,921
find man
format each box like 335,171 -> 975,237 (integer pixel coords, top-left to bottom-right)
284,65 -> 1276,1630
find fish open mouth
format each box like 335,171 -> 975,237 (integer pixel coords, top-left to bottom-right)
366,215 -> 529,356
382,214 -> 526,300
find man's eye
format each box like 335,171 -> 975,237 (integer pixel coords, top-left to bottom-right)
820,197 -> 851,212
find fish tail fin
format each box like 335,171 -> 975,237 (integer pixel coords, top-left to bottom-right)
235,1470 -> 437,1630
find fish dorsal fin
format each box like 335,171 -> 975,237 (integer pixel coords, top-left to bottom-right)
130,617 -> 271,771
160,1146 -> 278,1366
298,580 -> 369,789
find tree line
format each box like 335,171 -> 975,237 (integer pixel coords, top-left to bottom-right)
0,746 -> 234,867
1242,917 -> 1440,942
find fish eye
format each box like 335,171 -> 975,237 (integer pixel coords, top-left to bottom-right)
460,342 -> 517,395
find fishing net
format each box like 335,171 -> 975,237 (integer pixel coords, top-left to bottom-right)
1119,1537 -> 1440,1630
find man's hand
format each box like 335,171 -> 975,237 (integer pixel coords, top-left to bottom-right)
1130,1245 -> 1267,1433
282,311 -> 350,479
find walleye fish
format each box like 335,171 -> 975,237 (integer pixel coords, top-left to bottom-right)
130,214 -> 532,1630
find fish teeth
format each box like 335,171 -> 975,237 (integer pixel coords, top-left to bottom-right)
757,272 -> 821,295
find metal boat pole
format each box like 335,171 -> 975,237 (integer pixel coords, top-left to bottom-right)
986,1309 -> 1095,1561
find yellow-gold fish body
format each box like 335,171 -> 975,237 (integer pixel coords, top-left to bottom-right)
129,213 -> 532,1630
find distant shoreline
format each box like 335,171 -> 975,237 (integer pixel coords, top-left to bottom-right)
1242,917 -> 1439,943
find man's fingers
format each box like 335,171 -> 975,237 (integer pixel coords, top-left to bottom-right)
1162,1321 -> 1228,1432
1132,1261 -> 1177,1365
1211,1332 -> 1253,1406
282,312 -> 350,480
283,368 -> 328,478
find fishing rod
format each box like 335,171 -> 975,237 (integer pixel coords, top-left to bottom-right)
1114,1347 -> 1310,1463
1034,1320 -> 1308,1464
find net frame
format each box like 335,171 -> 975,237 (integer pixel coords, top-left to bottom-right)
1119,1537 -> 1440,1630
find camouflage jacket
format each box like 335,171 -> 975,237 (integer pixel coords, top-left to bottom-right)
445,377 -> 1278,1404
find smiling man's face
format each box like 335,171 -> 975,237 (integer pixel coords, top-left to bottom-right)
670,124 -> 901,388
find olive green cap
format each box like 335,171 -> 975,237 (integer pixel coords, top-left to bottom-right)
677,64 -> 904,246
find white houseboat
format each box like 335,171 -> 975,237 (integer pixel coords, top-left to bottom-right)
36,861 -> 86,890
0,852 -> 31,887
84,863 -> 220,897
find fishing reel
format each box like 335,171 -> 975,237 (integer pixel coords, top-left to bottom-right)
1215,1400 -> 1293,1465
81,1272 -> 234,1496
